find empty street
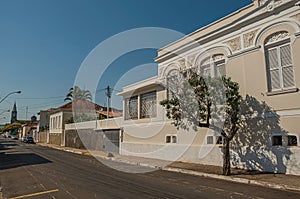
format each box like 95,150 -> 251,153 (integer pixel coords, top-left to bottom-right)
0,138 -> 299,199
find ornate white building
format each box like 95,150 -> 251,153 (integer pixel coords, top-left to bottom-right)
118,0 -> 300,175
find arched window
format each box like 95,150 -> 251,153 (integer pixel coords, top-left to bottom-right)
166,69 -> 180,99
265,31 -> 295,92
199,54 -> 226,77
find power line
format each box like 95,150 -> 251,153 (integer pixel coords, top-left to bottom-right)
18,99 -> 63,110
8,96 -> 65,100
96,87 -> 122,94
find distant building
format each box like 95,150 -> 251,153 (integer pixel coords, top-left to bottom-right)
47,100 -> 122,146
37,109 -> 52,132
21,122 -> 38,138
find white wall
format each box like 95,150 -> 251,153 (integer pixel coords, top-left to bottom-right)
49,112 -> 63,134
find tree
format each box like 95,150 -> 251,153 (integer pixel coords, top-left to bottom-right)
2,122 -> 22,133
64,86 -> 92,102
160,69 -> 241,176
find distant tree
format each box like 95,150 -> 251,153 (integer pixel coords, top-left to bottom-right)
160,69 -> 241,176
65,117 -> 74,124
65,114 -> 97,124
2,122 -> 22,132
64,86 -> 92,102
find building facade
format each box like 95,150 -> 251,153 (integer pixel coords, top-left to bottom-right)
118,0 -> 300,175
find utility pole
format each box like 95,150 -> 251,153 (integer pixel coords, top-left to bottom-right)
26,106 -> 28,120
105,86 -> 111,119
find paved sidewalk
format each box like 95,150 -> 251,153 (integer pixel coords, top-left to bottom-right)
37,143 -> 300,193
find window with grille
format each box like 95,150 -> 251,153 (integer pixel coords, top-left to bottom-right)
207,136 -> 214,144
216,136 -> 223,145
287,135 -> 298,146
272,135 -> 283,146
166,136 -> 171,143
125,96 -> 138,120
266,41 -> 295,92
166,135 -> 177,143
140,91 -> 157,118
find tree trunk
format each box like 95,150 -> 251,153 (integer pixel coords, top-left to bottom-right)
223,137 -> 231,176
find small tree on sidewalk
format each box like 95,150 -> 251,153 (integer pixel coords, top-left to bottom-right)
160,69 -> 241,176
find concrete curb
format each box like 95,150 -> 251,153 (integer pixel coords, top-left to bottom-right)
163,167 -> 300,193
39,143 -> 300,193
84,152 -> 162,169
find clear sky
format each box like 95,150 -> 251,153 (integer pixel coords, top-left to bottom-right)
0,0 -> 252,124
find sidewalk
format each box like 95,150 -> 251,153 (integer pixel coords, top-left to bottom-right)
37,143 -> 300,193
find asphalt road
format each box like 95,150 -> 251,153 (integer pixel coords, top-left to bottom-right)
1,138 -> 300,199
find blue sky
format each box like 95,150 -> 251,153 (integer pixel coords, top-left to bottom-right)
0,0 -> 252,123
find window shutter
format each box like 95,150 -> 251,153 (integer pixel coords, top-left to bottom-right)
216,63 -> 226,77
280,45 -> 295,88
270,69 -> 281,90
280,45 -> 292,66
282,66 -> 294,88
268,48 -> 278,69
267,48 -> 280,90
201,64 -> 211,77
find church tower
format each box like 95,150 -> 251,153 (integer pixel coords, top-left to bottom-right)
11,102 -> 17,124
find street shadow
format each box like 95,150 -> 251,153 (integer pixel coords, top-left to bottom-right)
0,152 -> 52,170
0,140 -> 19,151
0,141 -> 51,170
1,143 -> 19,147
231,95 -> 292,174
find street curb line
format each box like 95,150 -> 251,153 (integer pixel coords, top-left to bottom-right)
38,143 -> 300,193
163,167 -> 300,193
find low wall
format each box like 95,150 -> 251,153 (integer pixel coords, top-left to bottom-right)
49,133 -> 62,146
121,143 -> 223,165
97,118 -> 122,129
65,118 -> 122,131
65,121 -> 97,130
65,129 -> 103,150
231,146 -> 300,175
121,143 -> 300,175
39,131 -> 48,143
65,128 -> 120,154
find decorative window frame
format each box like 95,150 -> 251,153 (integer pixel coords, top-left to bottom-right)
264,31 -> 297,95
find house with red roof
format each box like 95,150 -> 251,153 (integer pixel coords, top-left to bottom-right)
47,100 -> 122,145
